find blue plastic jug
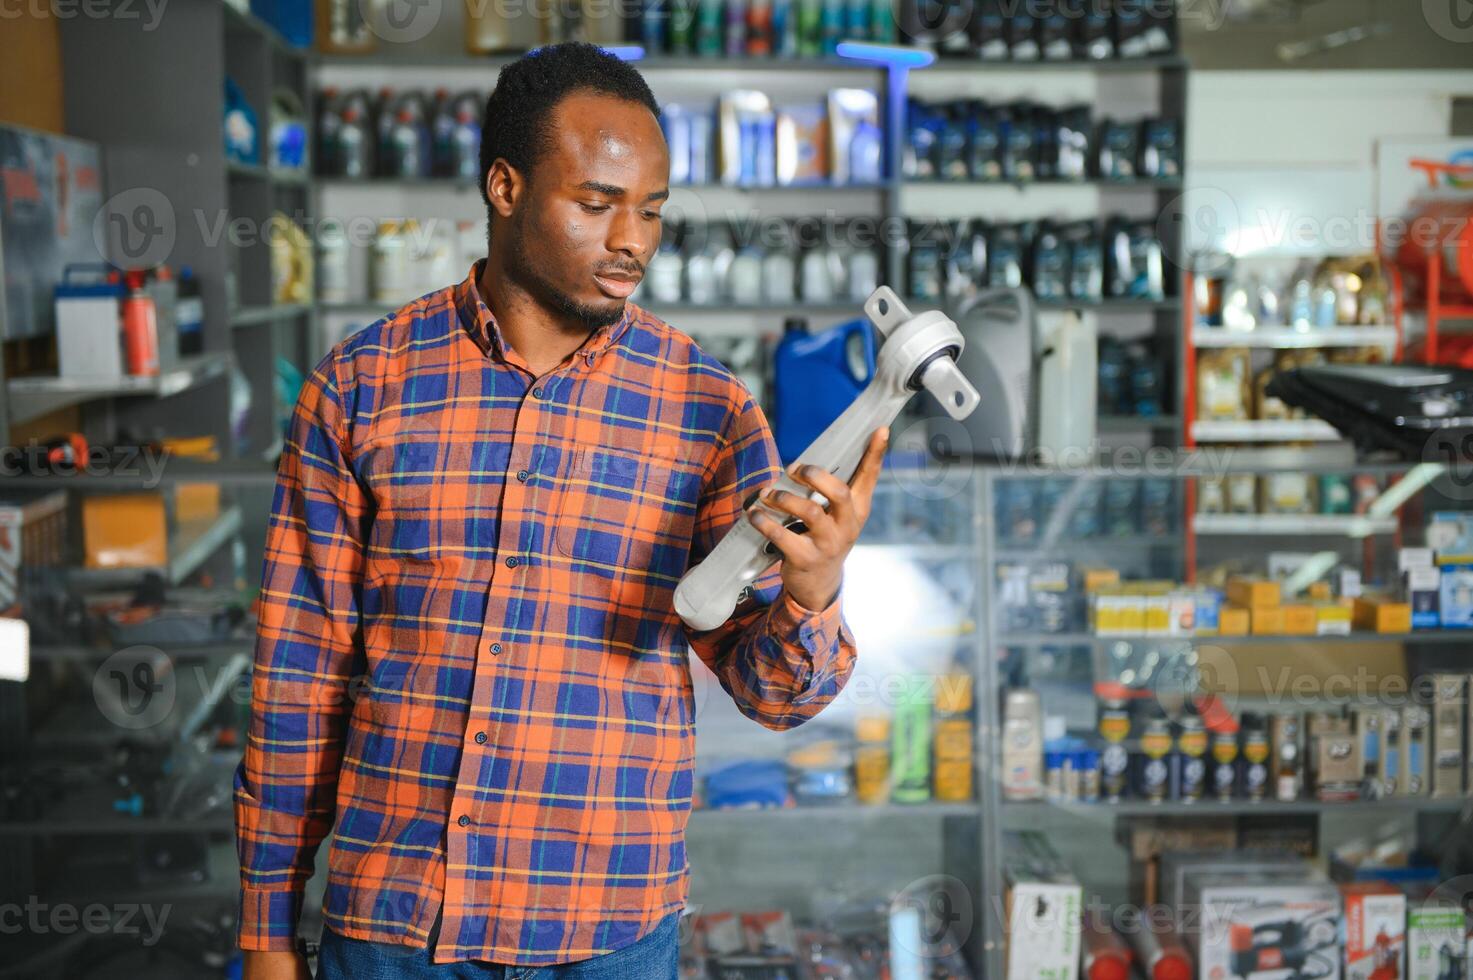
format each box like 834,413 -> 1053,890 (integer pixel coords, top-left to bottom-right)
773,316 -> 876,464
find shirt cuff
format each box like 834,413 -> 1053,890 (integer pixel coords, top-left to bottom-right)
237,885 -> 306,952
770,585 -> 846,648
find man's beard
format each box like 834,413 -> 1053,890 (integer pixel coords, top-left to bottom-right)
504,219 -> 626,329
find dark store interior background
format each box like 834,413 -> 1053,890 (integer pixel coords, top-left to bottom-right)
3,0 -> 1473,977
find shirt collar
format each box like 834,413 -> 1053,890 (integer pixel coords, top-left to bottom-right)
454,258 -> 636,366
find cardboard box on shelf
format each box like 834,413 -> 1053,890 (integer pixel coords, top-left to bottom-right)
1439,566 -> 1473,629
1308,713 -> 1362,802
1353,596 -> 1412,634
1251,605 -> 1287,635
1431,674 -> 1466,798
1188,877 -> 1342,980
1282,604 -> 1317,636
174,482 -> 221,524
1408,901 -> 1465,980
82,493 -> 168,569
1341,882 -> 1404,980
0,490 -> 67,614
1316,603 -> 1354,635
1220,606 -> 1251,636
1003,831 -> 1081,980
1405,566 -> 1442,629
1229,576 -> 1282,609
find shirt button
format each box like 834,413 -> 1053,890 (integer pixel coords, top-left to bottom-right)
490,642 -> 502,654
517,469 -> 529,482
532,386 -> 544,399
474,731 -> 488,744
505,556 -> 518,568
457,815 -> 470,827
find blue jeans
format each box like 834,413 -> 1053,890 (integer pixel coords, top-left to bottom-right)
315,910 -> 681,980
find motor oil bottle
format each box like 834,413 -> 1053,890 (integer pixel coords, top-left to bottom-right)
1240,712 -> 1270,801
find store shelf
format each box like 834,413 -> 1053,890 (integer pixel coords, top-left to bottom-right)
314,52 -> 892,70
1003,797 -> 1471,817
0,815 -> 235,836
29,640 -> 254,663
230,302 -> 313,326
904,177 -> 1183,190
998,630 -> 1471,646
66,505 -> 243,589
1039,297 -> 1180,312
926,53 -> 1188,72
1193,326 -> 1399,349
692,801 -> 977,819
6,352 -> 234,426
1190,418 -> 1343,443
1192,512 -> 1397,536
221,0 -> 307,59
315,175 -> 890,193
995,536 -> 1181,561
1098,414 -> 1180,431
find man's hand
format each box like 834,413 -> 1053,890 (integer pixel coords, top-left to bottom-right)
748,426 -> 889,612
243,949 -> 311,980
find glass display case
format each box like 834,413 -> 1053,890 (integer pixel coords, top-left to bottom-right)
978,458 -> 1473,979
0,460 -> 987,977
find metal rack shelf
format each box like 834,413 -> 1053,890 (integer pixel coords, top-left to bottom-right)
66,505 -> 243,589
1002,797 -> 1471,817
1193,326 -> 1399,349
229,302 -> 313,326
903,177 -> 1183,190
692,801 -> 978,819
1191,418 -> 1343,443
998,629 -> 1473,646
1192,512 -> 1398,535
6,352 -> 234,426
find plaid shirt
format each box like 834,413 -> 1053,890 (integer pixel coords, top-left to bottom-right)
234,260 -> 858,965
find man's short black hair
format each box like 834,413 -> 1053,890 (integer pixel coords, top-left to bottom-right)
479,42 -> 661,208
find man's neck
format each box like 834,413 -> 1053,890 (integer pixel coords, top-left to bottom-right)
477,255 -> 600,376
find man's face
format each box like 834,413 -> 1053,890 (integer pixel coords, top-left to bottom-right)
499,91 -> 670,328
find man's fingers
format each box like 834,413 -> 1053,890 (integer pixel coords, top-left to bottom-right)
847,427 -> 889,520
749,508 -> 818,562
758,489 -> 841,548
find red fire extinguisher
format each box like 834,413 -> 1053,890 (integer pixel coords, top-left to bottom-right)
122,270 -> 159,376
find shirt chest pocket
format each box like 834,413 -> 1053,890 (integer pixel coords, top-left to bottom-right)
371,439 -> 498,565
555,446 -> 690,575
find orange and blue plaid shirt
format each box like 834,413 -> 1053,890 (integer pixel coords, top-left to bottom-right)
233,260 -> 859,965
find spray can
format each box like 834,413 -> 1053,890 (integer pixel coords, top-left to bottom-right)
1240,712 -> 1270,801
1097,689 -> 1131,802
122,271 -> 160,376
1134,712 -> 1172,804
1209,716 -> 1240,801
796,0 -> 822,55
1175,715 -> 1207,802
725,0 -> 748,57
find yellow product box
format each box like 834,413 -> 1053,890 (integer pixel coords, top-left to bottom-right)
1250,605 -> 1286,635
933,717 -> 973,759
1082,568 -> 1121,593
855,714 -> 890,743
1144,592 -> 1172,636
1281,604 -> 1316,636
1091,589 -> 1124,635
1353,596 -> 1412,634
1219,606 -> 1251,636
174,482 -> 221,524
1315,603 -> 1353,636
1308,581 -> 1333,603
83,493 -> 168,569
935,674 -> 973,715
854,744 -> 890,804
1228,576 -> 1281,609
934,758 -> 973,802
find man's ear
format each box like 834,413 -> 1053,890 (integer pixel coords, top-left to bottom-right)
485,159 -> 521,219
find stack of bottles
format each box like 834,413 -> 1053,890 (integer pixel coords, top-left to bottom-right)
663,87 -> 882,187
905,216 -> 1168,306
635,218 -> 882,307
906,99 -> 1182,183
924,0 -> 1177,62
1097,337 -> 1166,419
635,0 -> 896,57
315,87 -> 483,180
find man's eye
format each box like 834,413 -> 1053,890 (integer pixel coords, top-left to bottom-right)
641,210 -> 662,221
580,202 -> 611,214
